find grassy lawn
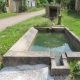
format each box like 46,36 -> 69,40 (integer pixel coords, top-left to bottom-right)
0,7 -> 43,19
27,7 -> 44,12
0,15 -> 50,56
0,13 -> 18,19
68,60 -> 80,80
61,10 -> 80,37
55,9 -> 80,37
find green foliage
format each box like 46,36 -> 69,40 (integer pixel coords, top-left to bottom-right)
40,0 -> 49,7
67,0 -> 75,11
0,13 -> 18,19
48,0 -> 53,3
37,0 -> 49,7
0,64 -> 3,70
37,0 -> 41,7
19,5 -> 27,12
69,60 -> 80,77
61,10 -> 80,37
56,0 -> 61,4
60,0 -> 68,8
0,15 -> 50,56
0,63 -> 3,69
27,7 -> 43,12
0,0 -> 6,13
55,0 -> 69,9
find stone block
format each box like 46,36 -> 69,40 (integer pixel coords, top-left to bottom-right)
65,27 -> 80,50
61,53 -> 67,59
51,59 -> 70,75
66,52 -> 80,61
3,51 -> 50,67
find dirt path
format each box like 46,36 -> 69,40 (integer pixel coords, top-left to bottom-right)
0,10 -> 45,31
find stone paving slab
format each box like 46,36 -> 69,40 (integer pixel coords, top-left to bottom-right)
0,64 -> 52,80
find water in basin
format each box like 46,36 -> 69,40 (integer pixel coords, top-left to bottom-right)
29,32 -> 76,54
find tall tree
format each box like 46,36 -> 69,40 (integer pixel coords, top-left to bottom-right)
48,0 -> 53,3
0,0 -> 6,13
56,0 -> 61,4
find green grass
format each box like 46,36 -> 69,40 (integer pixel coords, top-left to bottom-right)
60,10 -> 80,80
0,7 -> 43,19
27,7 -> 43,12
61,10 -> 80,37
0,12 -> 18,19
55,9 -> 80,37
68,60 -> 80,80
0,15 -> 50,56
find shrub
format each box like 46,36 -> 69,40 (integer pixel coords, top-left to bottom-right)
37,0 -> 49,7
40,0 -> 49,7
37,0 -> 41,7
73,63 -> 80,76
0,0 -> 6,13
56,0 -> 61,4
69,60 -> 80,77
67,0 -> 75,11
19,5 -> 27,12
48,0 -> 53,3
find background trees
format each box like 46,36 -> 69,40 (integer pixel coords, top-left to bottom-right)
0,0 -> 6,13
55,0 -> 75,10
37,0 -> 49,7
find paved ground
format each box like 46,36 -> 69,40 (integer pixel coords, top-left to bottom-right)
0,64 -> 71,80
0,10 -> 45,31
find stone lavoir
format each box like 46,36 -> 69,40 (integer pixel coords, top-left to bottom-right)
2,27 -> 80,76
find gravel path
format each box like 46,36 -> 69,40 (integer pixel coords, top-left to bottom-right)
0,10 -> 45,31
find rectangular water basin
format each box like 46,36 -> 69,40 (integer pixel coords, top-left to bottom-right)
29,32 -> 77,55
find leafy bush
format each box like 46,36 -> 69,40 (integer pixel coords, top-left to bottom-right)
0,64 -> 3,70
37,0 -> 49,7
37,0 -> 41,7
69,60 -> 80,77
48,0 -> 53,3
73,63 -> 80,76
67,0 -> 75,11
56,0 -> 61,4
19,5 -> 27,12
0,0 -> 6,13
40,0 -> 49,7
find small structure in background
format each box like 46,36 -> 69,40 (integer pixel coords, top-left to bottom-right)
45,4 -> 61,27
28,0 -> 36,8
45,4 -> 61,18
5,0 -> 27,12
5,0 -> 36,13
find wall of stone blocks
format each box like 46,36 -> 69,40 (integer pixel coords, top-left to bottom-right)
65,27 -> 80,51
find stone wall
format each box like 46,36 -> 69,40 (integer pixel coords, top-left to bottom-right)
65,27 -> 80,51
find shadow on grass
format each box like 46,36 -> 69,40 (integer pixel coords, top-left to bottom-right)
67,10 -> 80,20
